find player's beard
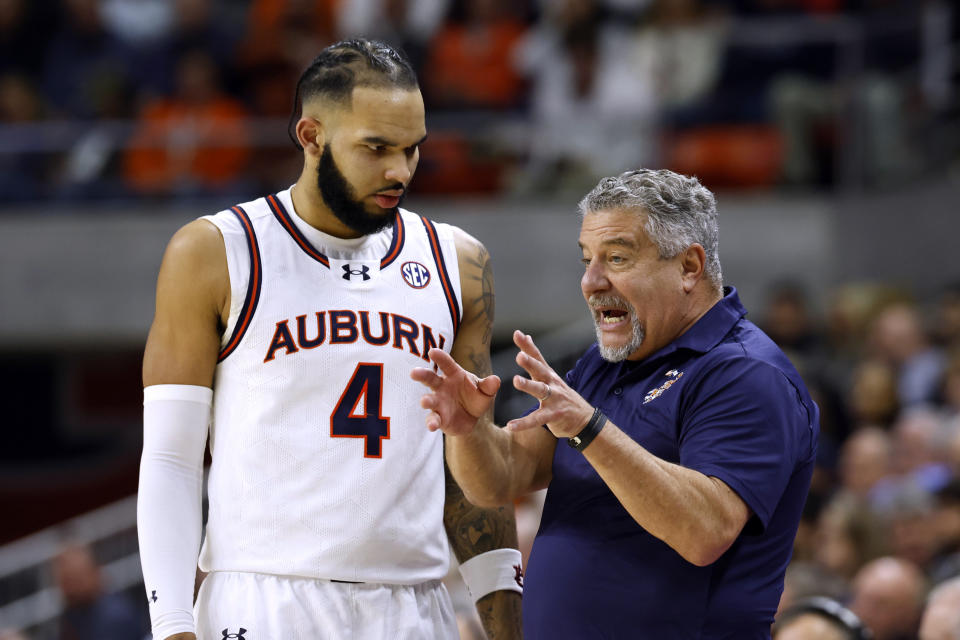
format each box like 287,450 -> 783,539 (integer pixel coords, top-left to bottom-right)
589,294 -> 645,362
316,143 -> 402,236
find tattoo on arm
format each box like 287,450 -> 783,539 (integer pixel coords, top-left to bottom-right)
444,462 -> 522,639
444,463 -> 518,558
465,242 -> 495,348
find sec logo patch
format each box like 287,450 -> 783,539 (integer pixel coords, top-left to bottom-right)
401,261 -> 431,289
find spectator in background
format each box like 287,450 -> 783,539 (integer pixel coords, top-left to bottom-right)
775,596 -> 871,640
422,0 -> 527,110
838,427 -> 892,500
939,353 -> 960,418
629,0 -> 727,128
919,576 -> 960,640
778,562 -> 851,616
888,409 -> 951,489
932,284 -> 960,351
760,280 -> 824,365
927,479 -> 960,584
870,302 -> 946,408
239,0 -> 337,79
847,360 -> 900,428
815,491 -> 888,581
123,49 -> 251,198
131,0 -> 242,100
53,543 -> 147,640
0,73 -> 47,202
514,0 -> 656,193
41,0 -> 132,119
337,0 -> 450,71
849,556 -> 927,640
875,481 -> 940,573
0,0 -> 54,77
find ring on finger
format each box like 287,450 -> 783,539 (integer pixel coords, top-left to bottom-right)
540,385 -> 552,403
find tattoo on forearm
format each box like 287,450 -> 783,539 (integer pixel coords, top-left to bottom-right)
443,465 -> 518,560
468,349 -> 493,378
476,590 -> 523,639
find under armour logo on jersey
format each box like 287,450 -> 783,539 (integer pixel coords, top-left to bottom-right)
222,629 -> 246,639
514,564 -> 524,588
150,590 -> 158,603
342,264 -> 371,281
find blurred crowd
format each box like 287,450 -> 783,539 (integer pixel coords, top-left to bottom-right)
0,0 -> 954,203
761,279 -> 960,639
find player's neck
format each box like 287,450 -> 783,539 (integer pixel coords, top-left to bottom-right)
290,176 -> 364,240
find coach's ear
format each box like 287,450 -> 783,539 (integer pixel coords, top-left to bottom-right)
296,117 -> 324,157
680,243 -> 706,293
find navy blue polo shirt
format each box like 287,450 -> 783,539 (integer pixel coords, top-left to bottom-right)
523,288 -> 818,639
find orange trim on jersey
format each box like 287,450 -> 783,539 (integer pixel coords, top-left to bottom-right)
266,193 -> 330,267
380,213 -> 405,268
267,193 -> 405,269
420,216 -> 461,337
218,205 -> 262,362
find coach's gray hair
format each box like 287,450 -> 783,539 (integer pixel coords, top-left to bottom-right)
578,169 -> 722,291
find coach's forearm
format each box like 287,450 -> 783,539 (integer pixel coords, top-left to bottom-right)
445,417 -> 518,506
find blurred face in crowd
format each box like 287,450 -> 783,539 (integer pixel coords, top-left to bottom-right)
303,86 -> 425,237
53,546 -> 103,607
850,557 -> 925,640
838,427 -> 891,497
919,579 -> 960,640
579,208 -> 704,362
848,360 -> 899,426
775,614 -> 850,640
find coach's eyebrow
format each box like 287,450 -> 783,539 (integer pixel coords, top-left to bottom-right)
578,237 -> 638,250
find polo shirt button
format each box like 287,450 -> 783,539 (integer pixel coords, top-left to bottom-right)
613,387 -> 622,396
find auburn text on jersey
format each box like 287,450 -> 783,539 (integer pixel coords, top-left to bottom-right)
264,309 -> 447,363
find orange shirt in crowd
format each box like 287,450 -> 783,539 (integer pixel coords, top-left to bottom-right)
123,97 -> 251,194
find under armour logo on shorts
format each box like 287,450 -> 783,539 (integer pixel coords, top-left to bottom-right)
342,264 -> 371,281
222,629 -> 246,639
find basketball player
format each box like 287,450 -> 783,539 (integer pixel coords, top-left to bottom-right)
137,39 -> 522,640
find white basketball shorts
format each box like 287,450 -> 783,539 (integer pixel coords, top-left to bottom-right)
194,571 -> 459,640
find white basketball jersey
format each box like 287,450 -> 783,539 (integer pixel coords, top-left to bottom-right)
198,187 -> 462,584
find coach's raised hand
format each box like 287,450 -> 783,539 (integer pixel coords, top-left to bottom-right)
412,348 -> 501,435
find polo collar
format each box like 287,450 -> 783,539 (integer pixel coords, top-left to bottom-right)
639,287 -> 747,365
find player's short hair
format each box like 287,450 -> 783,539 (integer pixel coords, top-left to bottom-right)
288,38 -> 419,150
579,169 -> 723,292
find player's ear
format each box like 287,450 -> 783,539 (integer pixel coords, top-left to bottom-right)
296,117 -> 324,157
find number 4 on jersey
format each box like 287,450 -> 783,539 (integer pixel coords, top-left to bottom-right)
331,363 -> 391,458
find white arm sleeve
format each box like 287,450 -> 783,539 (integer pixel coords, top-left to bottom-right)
137,384 -> 212,639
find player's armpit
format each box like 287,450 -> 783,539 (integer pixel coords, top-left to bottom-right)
443,463 -> 523,639
143,219 -> 229,387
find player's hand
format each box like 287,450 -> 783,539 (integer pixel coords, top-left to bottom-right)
507,330 -> 594,438
164,634 -> 196,640
412,348 -> 501,435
